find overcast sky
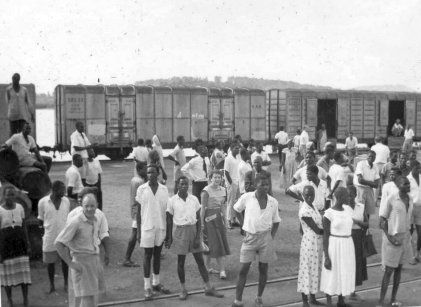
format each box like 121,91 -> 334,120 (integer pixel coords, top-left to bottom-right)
1,0 -> 420,93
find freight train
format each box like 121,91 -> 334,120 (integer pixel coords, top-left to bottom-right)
54,85 -> 266,159
2,83 -> 421,160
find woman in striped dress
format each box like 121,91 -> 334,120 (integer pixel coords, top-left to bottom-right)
0,185 -> 31,307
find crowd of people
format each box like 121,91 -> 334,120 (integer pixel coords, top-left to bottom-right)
0,91 -> 420,307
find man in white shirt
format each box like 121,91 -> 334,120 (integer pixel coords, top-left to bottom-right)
391,119 -> 404,136
224,143 -> 241,228
371,136 -> 390,200
231,174 -> 281,307
328,152 -> 347,197
65,154 -> 85,200
293,129 -> 301,148
3,122 -> 51,173
238,148 -> 253,195
379,168 -> 401,213
70,121 -> 92,181
353,150 -> 380,218
181,145 -> 210,201
403,125 -> 415,153
292,151 -> 328,184
345,132 -> 358,164
135,164 -> 170,300
38,181 -> 70,293
274,126 -> 288,170
251,143 -> 271,171
85,149 -> 103,210
132,138 -> 149,176
167,135 -> 186,193
287,165 -> 329,212
166,176 -> 223,300
299,126 -> 309,157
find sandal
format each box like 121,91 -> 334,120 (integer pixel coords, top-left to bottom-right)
390,302 -> 402,307
208,268 -> 220,274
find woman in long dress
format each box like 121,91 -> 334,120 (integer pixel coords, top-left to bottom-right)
320,187 -> 355,307
317,124 -> 327,153
297,185 -> 324,306
201,170 -> 230,280
0,185 -> 31,307
281,141 -> 298,189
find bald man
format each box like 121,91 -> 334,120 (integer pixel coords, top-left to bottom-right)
55,194 -> 105,307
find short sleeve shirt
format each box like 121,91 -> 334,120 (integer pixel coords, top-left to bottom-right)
288,179 -> 329,211
328,164 -> 346,190
293,165 -> 328,182
85,158 -> 102,185
132,146 -> 149,163
167,193 -> 201,226
345,137 -> 358,149
65,165 -> 84,194
5,133 -> 37,164
224,154 -> 240,184
380,193 -> 413,235
407,173 -> 421,206
371,143 -> 390,164
135,183 -> 168,231
274,131 -> 288,145
299,131 -> 309,146
404,129 -> 414,140
238,160 -> 253,194
67,206 -> 109,241
170,145 -> 186,168
233,192 -> 281,233
353,160 -> 380,187
37,196 -> 70,252
70,130 -> 91,158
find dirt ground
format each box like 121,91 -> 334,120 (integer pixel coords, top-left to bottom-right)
1,156 -> 387,307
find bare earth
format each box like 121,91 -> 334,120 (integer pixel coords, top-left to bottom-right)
2,157 -> 388,306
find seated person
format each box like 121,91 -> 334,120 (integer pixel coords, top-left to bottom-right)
2,121 -> 52,173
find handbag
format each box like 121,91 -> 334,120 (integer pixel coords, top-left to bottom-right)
363,230 -> 377,258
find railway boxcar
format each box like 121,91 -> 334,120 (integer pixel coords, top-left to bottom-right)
56,85 -> 266,159
0,84 -> 36,144
267,89 -> 421,146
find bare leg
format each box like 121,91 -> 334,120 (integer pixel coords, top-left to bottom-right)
192,252 -> 210,288
379,266 -> 394,305
391,265 -> 403,303
61,260 -> 69,292
47,263 -> 56,293
143,248 -> 153,278
152,244 -> 163,274
21,284 -> 28,307
416,225 -> 421,258
257,262 -> 268,297
235,262 -> 251,302
5,286 -> 13,307
177,255 -> 187,291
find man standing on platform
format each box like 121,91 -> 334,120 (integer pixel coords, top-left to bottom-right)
70,121 -> 92,184
38,181 -> 70,293
231,174 -> 281,307
274,126 -> 288,171
6,73 -> 34,135
345,132 -> 358,164
65,154 -> 85,200
181,145 -> 210,201
371,136 -> 390,199
353,150 -> 380,220
135,164 -> 170,300
378,177 -> 413,306
166,176 -> 224,300
299,126 -> 309,157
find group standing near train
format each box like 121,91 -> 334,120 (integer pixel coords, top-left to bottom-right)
1,73 -> 421,307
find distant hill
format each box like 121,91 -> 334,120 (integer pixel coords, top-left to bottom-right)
352,85 -> 417,92
135,76 -> 334,90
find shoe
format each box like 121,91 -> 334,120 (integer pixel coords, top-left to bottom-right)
255,297 -> 264,307
409,257 -> 417,265
204,287 -> 224,298
208,268 -> 220,274
152,284 -> 171,294
349,293 -> 364,302
310,300 -> 325,305
122,260 -> 140,267
390,302 -> 402,307
231,302 -> 244,307
220,270 -> 227,280
178,289 -> 188,300
144,288 -> 153,301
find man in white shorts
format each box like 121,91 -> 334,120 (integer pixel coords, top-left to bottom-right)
135,164 -> 170,300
